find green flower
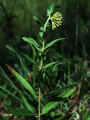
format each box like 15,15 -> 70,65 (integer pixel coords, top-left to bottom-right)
50,12 -> 63,30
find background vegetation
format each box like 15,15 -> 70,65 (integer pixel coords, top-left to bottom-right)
0,0 -> 90,120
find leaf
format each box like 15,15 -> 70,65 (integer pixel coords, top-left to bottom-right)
21,94 -> 36,113
0,91 -> 7,98
0,86 -> 20,101
47,3 -> 55,16
50,111 -> 55,117
0,66 -> 18,91
33,16 -> 39,22
23,37 -> 41,52
41,101 -> 60,115
18,56 -> 30,79
43,62 -> 57,69
45,38 -> 64,50
23,54 -> 36,64
6,65 -> 37,101
8,108 -> 35,116
87,116 -> 90,120
6,45 -> 17,54
39,32 -> 44,38
58,87 -> 76,98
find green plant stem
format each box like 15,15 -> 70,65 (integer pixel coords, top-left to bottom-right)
32,46 -> 37,87
39,40 -> 45,71
43,15 -> 51,32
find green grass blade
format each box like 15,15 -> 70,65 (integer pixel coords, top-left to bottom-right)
21,94 -> 36,113
43,62 -> 57,69
6,45 -> 17,54
0,86 -> 21,101
23,54 -> 36,64
8,108 -> 36,116
58,87 -> 76,98
23,37 -> 41,52
41,101 -> 60,115
45,38 -> 64,50
0,66 -> 18,91
6,65 -> 37,101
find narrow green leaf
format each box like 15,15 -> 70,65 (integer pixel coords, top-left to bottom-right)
33,16 -> 39,22
23,37 -> 39,47
0,66 -> 18,91
39,32 -> 44,38
47,3 -> 55,16
58,87 -> 76,98
0,86 -> 20,101
41,101 -> 60,115
18,56 -> 30,79
43,62 -> 56,69
23,37 -> 41,52
6,65 -> 37,101
6,45 -> 17,54
45,38 -> 64,50
23,54 -> 36,64
21,94 -> 36,113
8,108 -> 35,116
0,91 -> 7,98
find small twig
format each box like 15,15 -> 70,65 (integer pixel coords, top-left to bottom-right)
38,88 -> 40,120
